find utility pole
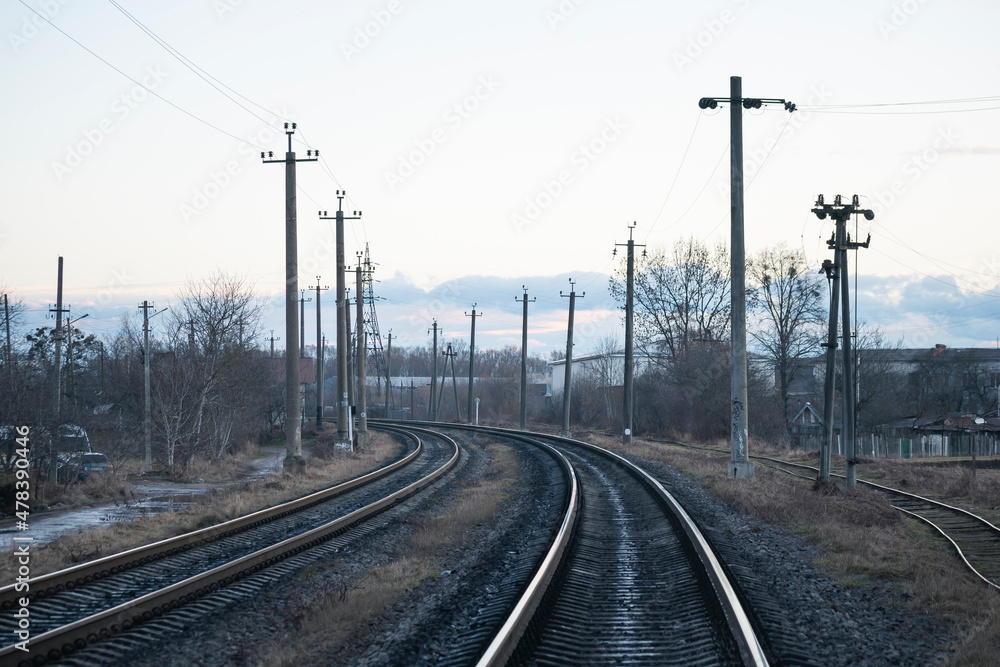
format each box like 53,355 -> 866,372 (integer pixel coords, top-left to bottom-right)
355,262 -> 370,447
138,302 -> 167,472
139,301 -> 153,473
559,280 -> 584,437
3,293 -> 12,394
428,320 -> 440,420
615,223 -> 645,445
818,257 -> 840,484
466,306 -> 481,426
319,194 -> 362,450
48,257 -> 68,490
262,122 -> 318,475
410,379 -> 415,416
516,287 -> 535,431
65,312 -> 89,409
268,330 -> 280,358
384,331 -> 395,417
812,195 -> 872,487
346,288 -> 354,410
309,278 -> 329,428
699,76 -> 795,478
298,291 -> 312,359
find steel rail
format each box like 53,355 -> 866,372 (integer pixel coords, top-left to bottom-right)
474,436 -> 578,667
0,427 -> 458,665
714,450 -> 1000,592
0,427 -> 420,609
390,422 -> 768,667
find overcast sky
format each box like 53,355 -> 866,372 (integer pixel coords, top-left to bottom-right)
3,0 -> 999,356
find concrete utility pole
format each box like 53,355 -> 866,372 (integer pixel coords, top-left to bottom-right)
346,290 -> 355,410
699,76 -> 795,478
818,258 -> 840,484
262,122 -> 318,475
812,194 -> 873,487
384,331 -> 395,417
355,264 -> 370,447
615,223 -> 645,445
429,320 -> 440,421
138,302 -> 166,472
298,291 -> 312,359
465,306 -> 481,426
560,280 -> 584,437
516,287 -> 535,431
48,257 -> 68,489
139,301 -> 153,473
268,330 -> 280,358
309,278 -> 329,428
4,293 -> 12,394
319,194 -> 362,450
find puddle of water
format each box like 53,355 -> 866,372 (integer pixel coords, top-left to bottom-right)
0,487 -> 210,551
0,447 -> 287,550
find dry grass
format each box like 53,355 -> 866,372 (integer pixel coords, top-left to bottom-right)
0,432 -> 403,583
259,441 -> 519,666
584,433 -> 1000,666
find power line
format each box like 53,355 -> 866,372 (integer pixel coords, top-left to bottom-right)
646,111 -> 701,240
18,0 -> 268,149
804,95 -> 1000,109
106,0 -> 290,132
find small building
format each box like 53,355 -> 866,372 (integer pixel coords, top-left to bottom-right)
549,350 -> 661,396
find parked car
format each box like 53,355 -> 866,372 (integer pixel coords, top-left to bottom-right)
77,453 -> 112,480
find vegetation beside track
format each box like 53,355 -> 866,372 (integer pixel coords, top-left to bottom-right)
0,431 -> 401,583
258,436 -> 518,666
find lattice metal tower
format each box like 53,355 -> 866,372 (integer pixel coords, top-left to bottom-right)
360,243 -> 388,396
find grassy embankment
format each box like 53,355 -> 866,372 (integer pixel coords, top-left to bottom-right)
0,431 -> 403,583
260,435 -> 519,666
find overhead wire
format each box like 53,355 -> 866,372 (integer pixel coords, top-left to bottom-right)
644,111 -> 701,241
18,0 -> 268,150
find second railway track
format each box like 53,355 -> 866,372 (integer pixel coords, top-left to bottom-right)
662,439 -> 1000,592
0,425 -> 459,666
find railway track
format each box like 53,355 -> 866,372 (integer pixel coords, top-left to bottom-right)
644,436 -> 1000,593
394,423 -> 768,666
0,426 -> 458,666
754,454 -> 1000,591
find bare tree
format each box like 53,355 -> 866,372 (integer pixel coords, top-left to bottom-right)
855,325 -> 908,430
748,243 -> 825,434
611,236 -> 730,363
